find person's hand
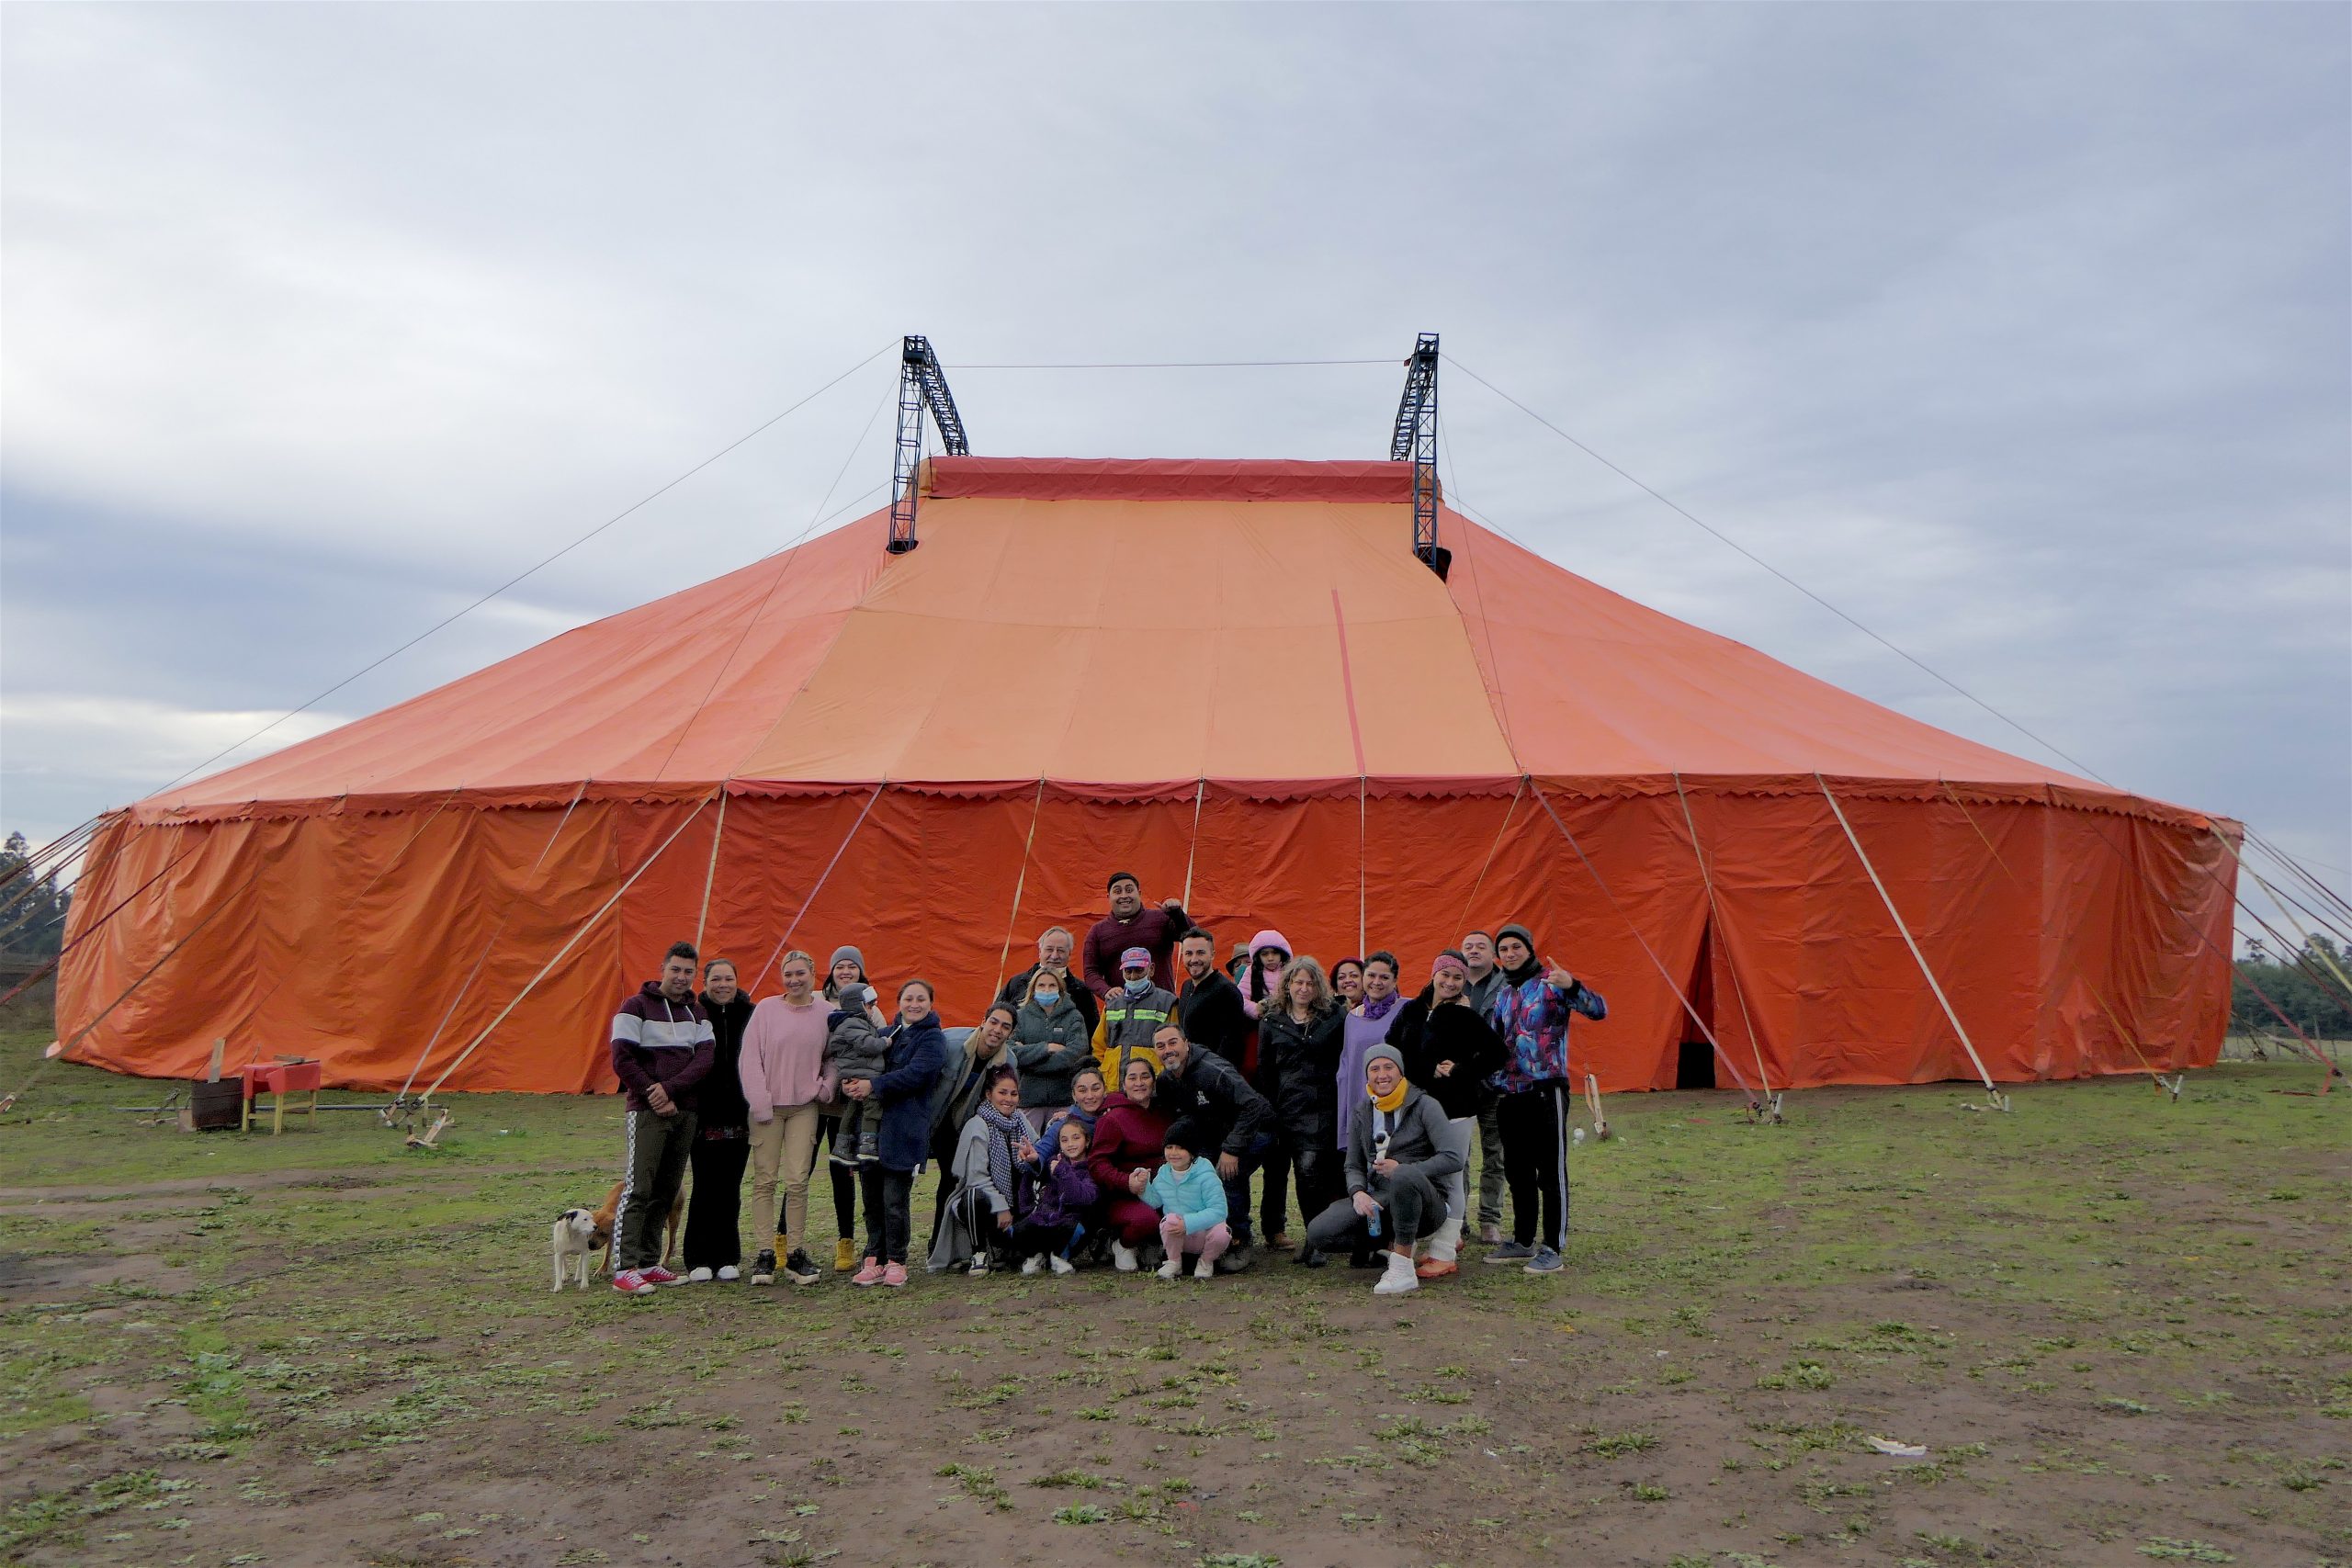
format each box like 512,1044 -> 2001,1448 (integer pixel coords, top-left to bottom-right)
1544,956 -> 1577,990
1434,1060 -> 1454,1077
995,1211 -> 1012,1231
1016,1139 -> 1038,1164
646,1084 -> 675,1116
1216,1152 -> 1239,1180
843,1079 -> 871,1101
1128,1168 -> 1149,1197
1161,897 -> 1182,911
1374,1157 -> 1399,1178
1351,1190 -> 1380,1219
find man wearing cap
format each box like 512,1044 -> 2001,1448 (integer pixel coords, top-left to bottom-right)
1092,947 -> 1178,1082
1081,872 -> 1193,997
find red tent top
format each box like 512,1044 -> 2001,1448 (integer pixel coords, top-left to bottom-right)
140,457 -> 2145,822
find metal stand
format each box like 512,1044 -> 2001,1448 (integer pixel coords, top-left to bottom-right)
888,335 -> 970,554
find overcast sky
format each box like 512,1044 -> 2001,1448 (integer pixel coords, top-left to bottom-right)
4,5 -> 2346,922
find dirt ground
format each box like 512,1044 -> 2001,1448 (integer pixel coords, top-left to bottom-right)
2,1037 -> 2346,1568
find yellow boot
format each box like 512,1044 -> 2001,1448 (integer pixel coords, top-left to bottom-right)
833,1236 -> 856,1271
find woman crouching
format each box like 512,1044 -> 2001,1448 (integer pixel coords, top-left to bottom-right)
1304,1045 -> 1464,1296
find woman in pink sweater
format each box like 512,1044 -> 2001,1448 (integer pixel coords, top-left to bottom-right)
739,951 -> 832,1286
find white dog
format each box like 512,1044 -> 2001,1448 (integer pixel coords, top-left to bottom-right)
550,1208 -> 604,1291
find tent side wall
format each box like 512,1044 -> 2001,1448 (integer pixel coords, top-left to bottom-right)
56,785 -> 2233,1094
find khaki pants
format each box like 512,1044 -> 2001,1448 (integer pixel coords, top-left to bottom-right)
748,1103 -> 821,1247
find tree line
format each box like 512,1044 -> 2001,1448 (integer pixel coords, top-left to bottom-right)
0,830 -> 74,959
2233,934 -> 2352,1040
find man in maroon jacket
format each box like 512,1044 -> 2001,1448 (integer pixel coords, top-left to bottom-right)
1081,872 -> 1193,998
609,940 -> 715,1295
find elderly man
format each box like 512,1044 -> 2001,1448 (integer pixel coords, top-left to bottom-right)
998,925 -> 1099,1037
1081,872 -> 1193,996
1151,1021 -> 1274,1269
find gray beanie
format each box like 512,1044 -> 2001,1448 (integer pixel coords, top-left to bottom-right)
841,982 -> 876,1012
1364,1044 -> 1406,1077
830,945 -> 865,976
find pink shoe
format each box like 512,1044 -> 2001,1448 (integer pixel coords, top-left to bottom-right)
882,1262 -> 909,1288
639,1265 -> 681,1286
851,1257 -> 885,1287
611,1269 -> 654,1296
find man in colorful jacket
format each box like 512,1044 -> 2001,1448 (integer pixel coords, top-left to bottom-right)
1481,921 -> 1605,1276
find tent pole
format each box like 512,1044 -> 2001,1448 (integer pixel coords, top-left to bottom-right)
693,791 -> 730,955
993,779 -> 1050,997
1815,773 -> 2008,1110
1181,779 -> 1206,910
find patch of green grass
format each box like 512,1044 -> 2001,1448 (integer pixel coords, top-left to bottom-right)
1585,1429 -> 1659,1458
0,1471 -> 188,1558
1052,1502 -> 1111,1525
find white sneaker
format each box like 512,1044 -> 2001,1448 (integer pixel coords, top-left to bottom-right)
967,1257 -> 991,1277
1113,1242 -> 1139,1273
1049,1255 -> 1076,1276
1373,1253 -> 1419,1296
1193,1258 -> 1215,1280
715,1266 -> 739,1282
685,1267 -> 714,1283
1020,1255 -> 1044,1276
1156,1258 -> 1182,1280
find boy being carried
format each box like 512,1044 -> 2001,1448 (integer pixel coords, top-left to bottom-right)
824,983 -> 889,1164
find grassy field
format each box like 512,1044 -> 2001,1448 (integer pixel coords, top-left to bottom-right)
1,1026 -> 2345,1568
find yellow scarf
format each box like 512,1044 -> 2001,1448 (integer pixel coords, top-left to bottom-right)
1369,1077 -> 1409,1114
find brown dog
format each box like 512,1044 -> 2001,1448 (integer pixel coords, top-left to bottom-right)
589,1179 -> 684,1275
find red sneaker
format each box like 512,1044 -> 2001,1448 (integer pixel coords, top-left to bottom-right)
612,1269 -> 654,1296
851,1257 -> 885,1287
882,1262 -> 910,1288
1415,1257 -> 1459,1280
639,1265 -> 681,1286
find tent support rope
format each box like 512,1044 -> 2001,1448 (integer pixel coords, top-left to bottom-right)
693,791 -> 730,954
1528,782 -> 1758,1103
751,781 -> 888,992
1453,778 -> 1526,941
1815,773 -> 2006,1107
993,779 -> 1050,996
420,789 -> 722,1102
1181,779 -> 1206,910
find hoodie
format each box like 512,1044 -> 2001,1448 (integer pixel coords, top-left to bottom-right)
1085,1089 -> 1171,1195
1485,942 -> 1607,1094
609,982 -> 715,1112
1385,994 -> 1509,1121
1237,929 -> 1292,1020
1023,1151 -> 1100,1231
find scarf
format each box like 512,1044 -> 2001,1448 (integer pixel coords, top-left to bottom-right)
1361,990 -> 1402,1024
1369,1077 -> 1409,1114
976,1102 -> 1026,1201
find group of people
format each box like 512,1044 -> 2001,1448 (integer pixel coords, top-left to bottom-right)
601,870 -> 1605,1298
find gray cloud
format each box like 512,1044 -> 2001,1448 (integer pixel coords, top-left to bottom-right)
4,5 -> 2345,908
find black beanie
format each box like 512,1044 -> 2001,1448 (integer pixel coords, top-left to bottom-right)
1108,870 -> 1140,893
1162,1117 -> 1207,1157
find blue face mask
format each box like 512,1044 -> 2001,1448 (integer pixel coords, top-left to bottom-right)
1123,976 -> 1150,997
1034,989 -> 1060,1008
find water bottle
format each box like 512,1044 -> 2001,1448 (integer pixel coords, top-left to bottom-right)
1367,1130 -> 1388,1237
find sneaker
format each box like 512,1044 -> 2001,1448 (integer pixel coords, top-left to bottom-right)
833,1238 -> 857,1271
1020,1255 -> 1044,1276
716,1266 -> 739,1282
1374,1253 -> 1420,1295
1156,1258 -> 1182,1280
1416,1256 -> 1459,1280
1523,1246 -> 1564,1275
1295,1246 -> 1326,1269
851,1257 -> 885,1287
749,1249 -> 777,1286
685,1267 -> 714,1283
1478,1223 -> 1504,1245
1048,1255 -> 1076,1276
1193,1257 -> 1215,1280
1485,1241 -> 1534,1265
782,1249 -> 820,1286
967,1256 -> 991,1278
1213,1246 -> 1254,1274
611,1269 -> 655,1297
640,1265 -> 683,1286
882,1262 -> 909,1288
1113,1242 -> 1139,1273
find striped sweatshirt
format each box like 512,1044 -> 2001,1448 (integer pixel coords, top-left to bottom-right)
610,982 -> 715,1112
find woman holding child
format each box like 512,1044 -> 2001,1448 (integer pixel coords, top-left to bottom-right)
843,978 -> 945,1288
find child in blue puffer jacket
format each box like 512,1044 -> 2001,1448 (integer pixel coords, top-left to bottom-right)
1141,1120 -> 1230,1280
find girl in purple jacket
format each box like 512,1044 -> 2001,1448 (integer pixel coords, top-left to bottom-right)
1008,1118 -> 1100,1276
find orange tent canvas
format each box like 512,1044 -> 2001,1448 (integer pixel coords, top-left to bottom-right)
56,457 -> 2237,1093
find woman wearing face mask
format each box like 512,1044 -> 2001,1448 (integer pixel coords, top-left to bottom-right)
1011,968 -> 1094,1126
681,958 -> 755,1282
844,979 -> 947,1288
1385,951 -> 1507,1279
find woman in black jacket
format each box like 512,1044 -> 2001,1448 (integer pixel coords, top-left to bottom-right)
1256,955 -> 1348,1266
683,958 -> 757,1280
1384,949 -> 1507,1280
